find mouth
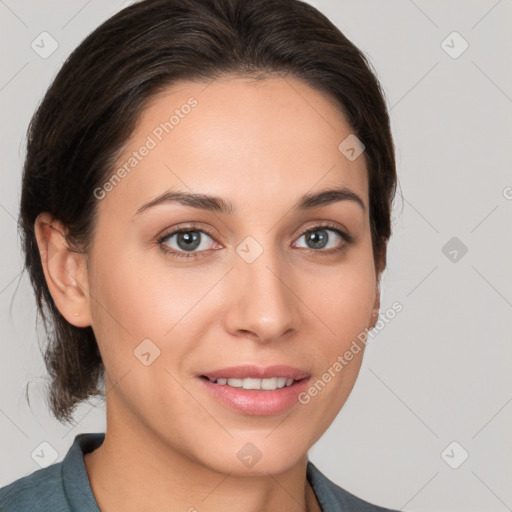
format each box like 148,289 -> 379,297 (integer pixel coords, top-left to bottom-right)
197,365 -> 311,416
200,375 -> 299,390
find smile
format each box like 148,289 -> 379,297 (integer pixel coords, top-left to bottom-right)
203,376 -> 296,390
197,365 -> 311,415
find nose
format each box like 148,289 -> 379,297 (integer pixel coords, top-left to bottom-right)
223,242 -> 302,344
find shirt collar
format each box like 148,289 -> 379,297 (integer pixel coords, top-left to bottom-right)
61,432 -> 104,512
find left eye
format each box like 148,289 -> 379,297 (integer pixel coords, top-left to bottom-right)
159,229 -> 216,256
293,226 -> 347,251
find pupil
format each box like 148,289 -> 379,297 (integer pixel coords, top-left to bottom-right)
307,230 -> 327,249
178,231 -> 200,251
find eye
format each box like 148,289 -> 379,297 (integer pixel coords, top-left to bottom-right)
157,226 -> 218,259
292,223 -> 352,252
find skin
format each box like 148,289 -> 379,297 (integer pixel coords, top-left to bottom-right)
35,74 -> 382,512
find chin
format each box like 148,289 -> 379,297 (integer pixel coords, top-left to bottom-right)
199,439 -> 308,477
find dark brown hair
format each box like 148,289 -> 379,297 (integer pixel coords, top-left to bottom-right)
19,0 -> 397,423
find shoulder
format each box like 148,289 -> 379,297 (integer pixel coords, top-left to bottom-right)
0,432 -> 104,512
307,461 -> 401,512
0,462 -> 70,512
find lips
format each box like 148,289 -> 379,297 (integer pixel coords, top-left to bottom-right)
197,365 -> 311,415
199,364 -> 310,381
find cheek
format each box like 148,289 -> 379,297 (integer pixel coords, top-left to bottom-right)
87,245 -> 220,378
86,252 -> 197,418
296,244 -> 376,414
322,273 -> 375,338
311,269 -> 373,385
307,250 -> 377,341
88,249 -> 185,338
86,247 -> 167,372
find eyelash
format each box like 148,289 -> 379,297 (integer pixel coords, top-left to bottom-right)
156,222 -> 353,260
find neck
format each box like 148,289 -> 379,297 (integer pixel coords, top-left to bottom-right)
83,407 -> 320,512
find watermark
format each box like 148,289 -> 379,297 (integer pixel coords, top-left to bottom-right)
237,442 -> 263,468
31,31 -> 59,59
441,441 -> 469,469
440,31 -> 469,60
338,133 -> 365,161
503,186 -> 512,200
93,96 -> 198,200
133,338 -> 161,366
31,441 -> 59,468
236,236 -> 264,264
298,301 -> 403,405
441,236 -> 468,263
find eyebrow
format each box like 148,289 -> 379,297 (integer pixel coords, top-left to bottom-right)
135,185 -> 366,216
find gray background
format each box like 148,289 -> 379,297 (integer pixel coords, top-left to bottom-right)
1,1 -> 511,510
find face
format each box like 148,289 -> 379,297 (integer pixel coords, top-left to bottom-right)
77,75 -> 380,474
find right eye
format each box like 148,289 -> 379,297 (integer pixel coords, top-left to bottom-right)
157,227 -> 218,259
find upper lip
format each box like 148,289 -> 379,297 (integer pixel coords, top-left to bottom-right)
199,365 -> 310,381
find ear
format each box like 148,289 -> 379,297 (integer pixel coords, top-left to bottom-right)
369,283 -> 381,330
369,248 -> 386,329
34,212 -> 92,327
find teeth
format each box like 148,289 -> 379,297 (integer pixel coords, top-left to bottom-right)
276,377 -> 286,388
242,378 -> 261,390
227,378 -> 243,388
210,377 -> 296,390
261,377 -> 277,390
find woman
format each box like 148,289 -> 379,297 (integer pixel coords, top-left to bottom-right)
0,0 -> 400,510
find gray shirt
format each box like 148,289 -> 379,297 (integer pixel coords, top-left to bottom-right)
0,433 -> 400,511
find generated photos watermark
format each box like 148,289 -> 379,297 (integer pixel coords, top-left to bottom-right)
93,96 -> 198,200
298,301 -> 403,405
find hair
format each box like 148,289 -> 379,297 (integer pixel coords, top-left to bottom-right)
19,0 -> 397,423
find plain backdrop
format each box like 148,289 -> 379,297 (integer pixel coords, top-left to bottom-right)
1,1 -> 511,511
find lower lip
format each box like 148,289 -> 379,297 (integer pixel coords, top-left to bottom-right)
198,377 -> 311,416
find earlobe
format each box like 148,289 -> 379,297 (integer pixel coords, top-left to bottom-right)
369,247 -> 386,329
369,272 -> 382,330
369,290 -> 380,330
34,212 -> 92,328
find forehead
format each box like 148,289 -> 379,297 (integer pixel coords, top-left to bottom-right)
99,75 -> 369,218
